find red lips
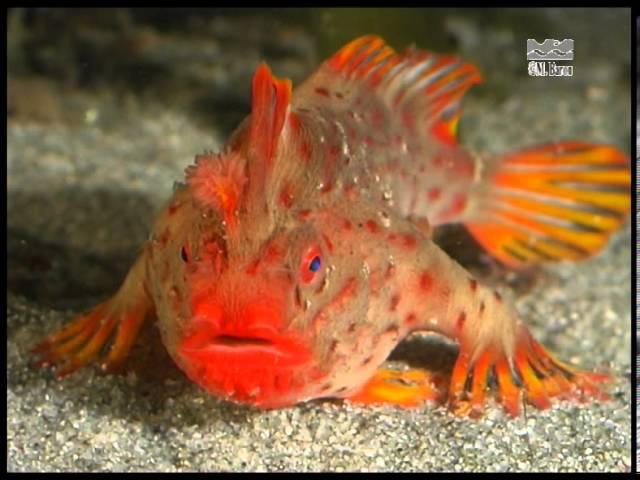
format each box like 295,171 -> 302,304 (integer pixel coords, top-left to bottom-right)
176,295 -> 313,406
179,320 -> 311,369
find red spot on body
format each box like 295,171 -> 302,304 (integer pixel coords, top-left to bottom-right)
365,219 -> 380,234
384,324 -> 399,337
401,234 -> 417,250
427,188 -> 441,202
453,157 -> 474,177
264,243 -> 281,263
449,193 -> 468,217
436,193 -> 468,223
390,294 -> 400,312
419,272 -> 433,292
322,234 -> 334,254
298,209 -> 312,220
468,278 -> 478,292
364,136 -> 375,147
168,203 -> 179,216
245,258 -> 260,275
387,233 -> 397,242
456,311 -> 466,332
368,268 -> 385,293
288,114 -> 301,135
159,228 -> 170,246
315,87 -> 330,97
279,184 -> 295,209
405,313 -> 418,325
342,219 -> 352,230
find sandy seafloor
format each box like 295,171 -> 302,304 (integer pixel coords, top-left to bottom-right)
7,9 -> 632,473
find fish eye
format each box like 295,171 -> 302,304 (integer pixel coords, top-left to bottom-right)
309,256 -> 322,272
300,245 -> 323,284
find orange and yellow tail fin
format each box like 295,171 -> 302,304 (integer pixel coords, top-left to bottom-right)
465,141 -> 630,268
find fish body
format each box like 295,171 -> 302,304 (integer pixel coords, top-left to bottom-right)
33,36 -> 630,415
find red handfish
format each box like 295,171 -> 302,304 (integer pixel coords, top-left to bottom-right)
32,36 -> 630,416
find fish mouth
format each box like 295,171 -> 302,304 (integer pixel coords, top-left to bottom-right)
211,334 -> 275,348
179,325 -> 311,367
202,333 -> 289,357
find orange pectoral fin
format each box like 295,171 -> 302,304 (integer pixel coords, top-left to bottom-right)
465,142 -> 630,268
448,328 -> 610,417
32,253 -> 152,377
32,297 -> 149,377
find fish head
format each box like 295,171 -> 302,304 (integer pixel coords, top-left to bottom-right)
173,164 -> 371,408
168,63 -> 376,408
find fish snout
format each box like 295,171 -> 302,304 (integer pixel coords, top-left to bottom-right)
179,301 -> 310,366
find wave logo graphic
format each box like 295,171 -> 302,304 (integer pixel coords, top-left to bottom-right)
527,39 -> 574,61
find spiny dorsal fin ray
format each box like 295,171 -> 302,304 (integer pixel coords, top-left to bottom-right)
186,64 -> 292,227
249,62 -> 292,168
245,63 -> 293,210
294,35 -> 483,145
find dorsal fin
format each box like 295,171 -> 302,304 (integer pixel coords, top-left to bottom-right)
322,35 -> 483,145
249,63 -> 292,168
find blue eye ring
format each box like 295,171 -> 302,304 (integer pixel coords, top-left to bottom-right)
309,255 -> 322,272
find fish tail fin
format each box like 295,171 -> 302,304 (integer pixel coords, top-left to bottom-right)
464,141 -> 630,268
